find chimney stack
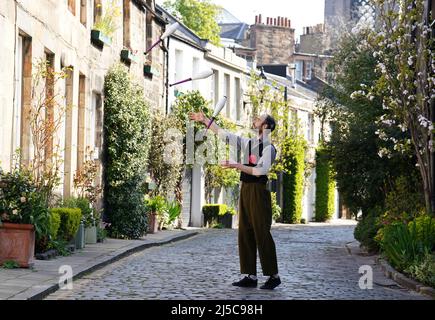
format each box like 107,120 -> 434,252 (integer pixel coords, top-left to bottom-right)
259,14 -> 262,24
255,15 -> 258,24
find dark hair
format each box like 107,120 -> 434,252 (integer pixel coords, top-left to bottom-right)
263,115 -> 276,132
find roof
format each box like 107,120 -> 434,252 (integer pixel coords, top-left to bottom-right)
219,23 -> 250,41
216,8 -> 243,24
262,71 -> 319,101
296,77 -> 328,95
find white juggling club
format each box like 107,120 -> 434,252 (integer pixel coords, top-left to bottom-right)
170,69 -> 214,87
145,22 -> 180,55
205,96 -> 227,133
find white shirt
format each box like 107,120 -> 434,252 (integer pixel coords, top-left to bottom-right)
218,130 -> 276,176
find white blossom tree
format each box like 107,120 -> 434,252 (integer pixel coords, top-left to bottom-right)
352,0 -> 434,214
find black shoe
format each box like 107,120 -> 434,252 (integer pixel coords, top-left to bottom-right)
232,276 -> 258,288
260,276 -> 281,290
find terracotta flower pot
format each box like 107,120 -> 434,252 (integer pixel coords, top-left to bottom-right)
0,223 -> 35,268
148,213 -> 159,234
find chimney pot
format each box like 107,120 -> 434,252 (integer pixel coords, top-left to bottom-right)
259,14 -> 262,24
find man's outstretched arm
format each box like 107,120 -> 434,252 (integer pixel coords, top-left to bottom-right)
189,111 -> 223,135
189,111 -> 250,148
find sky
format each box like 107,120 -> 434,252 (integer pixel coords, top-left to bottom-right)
156,0 -> 325,41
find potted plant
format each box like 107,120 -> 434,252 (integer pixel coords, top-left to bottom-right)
218,206 -> 237,229
91,0 -> 120,48
144,64 -> 160,77
121,48 -> 138,64
0,168 -> 50,268
165,201 -> 182,230
145,195 -> 167,234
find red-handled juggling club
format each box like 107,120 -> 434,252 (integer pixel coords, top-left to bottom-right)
170,69 -> 214,87
145,22 -> 180,55
205,96 -> 227,134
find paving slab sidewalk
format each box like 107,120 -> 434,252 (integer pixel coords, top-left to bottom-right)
0,229 -> 199,300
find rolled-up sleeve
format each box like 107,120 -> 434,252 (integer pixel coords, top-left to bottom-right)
218,129 -> 250,150
252,145 -> 276,176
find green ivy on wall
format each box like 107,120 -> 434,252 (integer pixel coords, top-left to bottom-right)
315,146 -> 336,222
103,64 -> 151,239
281,135 -> 306,224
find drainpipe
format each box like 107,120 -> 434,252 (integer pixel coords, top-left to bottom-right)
165,37 -> 170,114
162,37 -> 171,114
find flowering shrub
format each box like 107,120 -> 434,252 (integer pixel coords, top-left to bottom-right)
0,168 -> 50,241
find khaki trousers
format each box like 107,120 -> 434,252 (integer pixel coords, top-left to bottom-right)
238,182 -> 278,276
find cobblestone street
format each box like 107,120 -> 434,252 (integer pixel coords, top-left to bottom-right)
46,223 -> 429,300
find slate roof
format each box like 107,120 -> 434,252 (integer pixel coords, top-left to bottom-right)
219,23 -> 250,41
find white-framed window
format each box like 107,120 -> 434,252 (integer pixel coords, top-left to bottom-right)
308,113 -> 314,143
235,77 -> 241,121
224,74 -> 230,118
13,35 -> 23,153
210,69 -> 218,105
192,57 -> 200,91
174,49 -> 183,84
296,60 -> 303,81
306,61 -> 312,80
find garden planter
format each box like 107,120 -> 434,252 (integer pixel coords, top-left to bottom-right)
144,64 -> 160,77
121,49 -> 138,63
218,213 -> 234,229
85,226 -> 97,244
148,213 -> 159,234
75,223 -> 85,249
91,29 -> 112,47
0,223 -> 35,268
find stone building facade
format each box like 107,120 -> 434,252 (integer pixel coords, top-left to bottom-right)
298,24 -> 326,55
249,14 -> 295,65
0,0 -> 166,200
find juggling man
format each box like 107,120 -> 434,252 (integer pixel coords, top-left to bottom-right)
189,111 -> 281,290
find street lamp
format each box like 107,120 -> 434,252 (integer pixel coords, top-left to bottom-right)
144,22 -> 180,55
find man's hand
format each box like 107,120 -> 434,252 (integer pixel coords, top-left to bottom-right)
221,160 -> 241,170
189,111 -> 208,125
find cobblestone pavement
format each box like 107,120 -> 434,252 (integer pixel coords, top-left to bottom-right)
46,223 -> 430,300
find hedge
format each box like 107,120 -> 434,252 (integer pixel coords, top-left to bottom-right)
315,146 -> 336,222
48,210 -> 61,240
51,208 -> 82,241
202,204 -> 235,227
281,136 -> 306,224
103,64 -> 151,239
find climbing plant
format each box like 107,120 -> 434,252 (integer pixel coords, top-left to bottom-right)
103,64 -> 151,239
280,124 -> 307,224
315,145 -> 336,222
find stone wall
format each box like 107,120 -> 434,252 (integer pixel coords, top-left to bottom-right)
0,0 -> 165,200
249,15 -> 295,65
